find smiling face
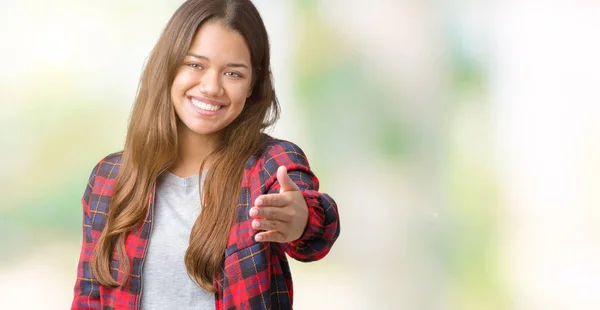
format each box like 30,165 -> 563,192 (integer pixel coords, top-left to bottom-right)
170,20 -> 253,142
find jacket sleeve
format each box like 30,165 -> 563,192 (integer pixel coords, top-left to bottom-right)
71,163 -> 102,309
261,140 -> 341,262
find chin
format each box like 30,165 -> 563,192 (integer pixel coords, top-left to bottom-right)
190,127 -> 221,137
177,118 -> 215,135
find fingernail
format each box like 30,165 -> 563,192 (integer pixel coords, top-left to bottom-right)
252,220 -> 260,229
250,208 -> 258,217
255,198 -> 263,206
255,234 -> 263,241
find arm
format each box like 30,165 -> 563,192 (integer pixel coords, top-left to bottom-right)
71,164 -> 102,309
260,140 -> 341,262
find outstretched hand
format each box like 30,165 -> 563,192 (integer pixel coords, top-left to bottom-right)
250,166 -> 309,243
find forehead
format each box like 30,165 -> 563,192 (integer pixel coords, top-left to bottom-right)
187,21 -> 250,64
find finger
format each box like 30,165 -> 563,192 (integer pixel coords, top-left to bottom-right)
252,218 -> 288,231
255,230 -> 286,243
250,207 -> 292,222
254,193 -> 289,207
277,166 -> 300,193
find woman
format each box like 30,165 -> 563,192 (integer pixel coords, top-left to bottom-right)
71,0 -> 340,309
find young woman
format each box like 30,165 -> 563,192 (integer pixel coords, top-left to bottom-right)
71,0 -> 340,309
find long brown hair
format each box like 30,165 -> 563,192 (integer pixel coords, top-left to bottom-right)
91,0 -> 279,292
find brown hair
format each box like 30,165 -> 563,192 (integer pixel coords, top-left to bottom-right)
91,0 -> 279,292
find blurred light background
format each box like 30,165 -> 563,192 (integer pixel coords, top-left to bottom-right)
1,0 -> 599,309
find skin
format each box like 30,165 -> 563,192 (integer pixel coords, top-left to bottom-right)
170,21 -> 308,243
170,21 -> 253,177
251,166 -> 309,243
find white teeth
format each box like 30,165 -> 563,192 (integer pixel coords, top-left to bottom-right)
190,98 -> 221,111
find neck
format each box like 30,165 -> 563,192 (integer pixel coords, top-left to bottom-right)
170,125 -> 219,177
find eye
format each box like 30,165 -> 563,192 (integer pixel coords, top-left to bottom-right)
225,71 -> 243,79
186,63 -> 203,70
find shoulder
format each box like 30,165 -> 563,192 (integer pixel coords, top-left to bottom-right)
249,136 -> 321,193
245,134 -> 310,173
82,151 -> 123,208
259,136 -> 311,169
89,151 -> 124,181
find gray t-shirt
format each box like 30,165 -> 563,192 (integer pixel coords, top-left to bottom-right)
140,171 -> 215,309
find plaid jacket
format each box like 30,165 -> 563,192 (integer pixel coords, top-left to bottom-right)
72,138 -> 340,310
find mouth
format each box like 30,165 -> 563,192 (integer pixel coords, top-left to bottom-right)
187,96 -> 225,116
190,97 -> 223,111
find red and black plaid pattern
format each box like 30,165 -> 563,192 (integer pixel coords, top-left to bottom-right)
72,138 -> 341,309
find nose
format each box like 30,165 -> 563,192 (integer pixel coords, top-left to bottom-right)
199,69 -> 223,97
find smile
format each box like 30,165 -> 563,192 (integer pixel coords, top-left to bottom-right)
190,98 -> 222,111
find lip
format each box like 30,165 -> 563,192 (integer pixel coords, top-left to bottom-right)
186,96 -> 226,116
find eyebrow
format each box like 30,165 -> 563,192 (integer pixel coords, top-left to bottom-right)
186,53 -> 249,69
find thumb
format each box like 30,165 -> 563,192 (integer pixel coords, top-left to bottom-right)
277,165 -> 300,193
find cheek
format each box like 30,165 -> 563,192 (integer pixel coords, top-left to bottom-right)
170,77 -> 182,101
230,92 -> 249,113
171,71 -> 192,96
230,82 -> 252,105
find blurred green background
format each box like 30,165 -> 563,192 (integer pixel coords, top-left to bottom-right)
1,1 -> 600,309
